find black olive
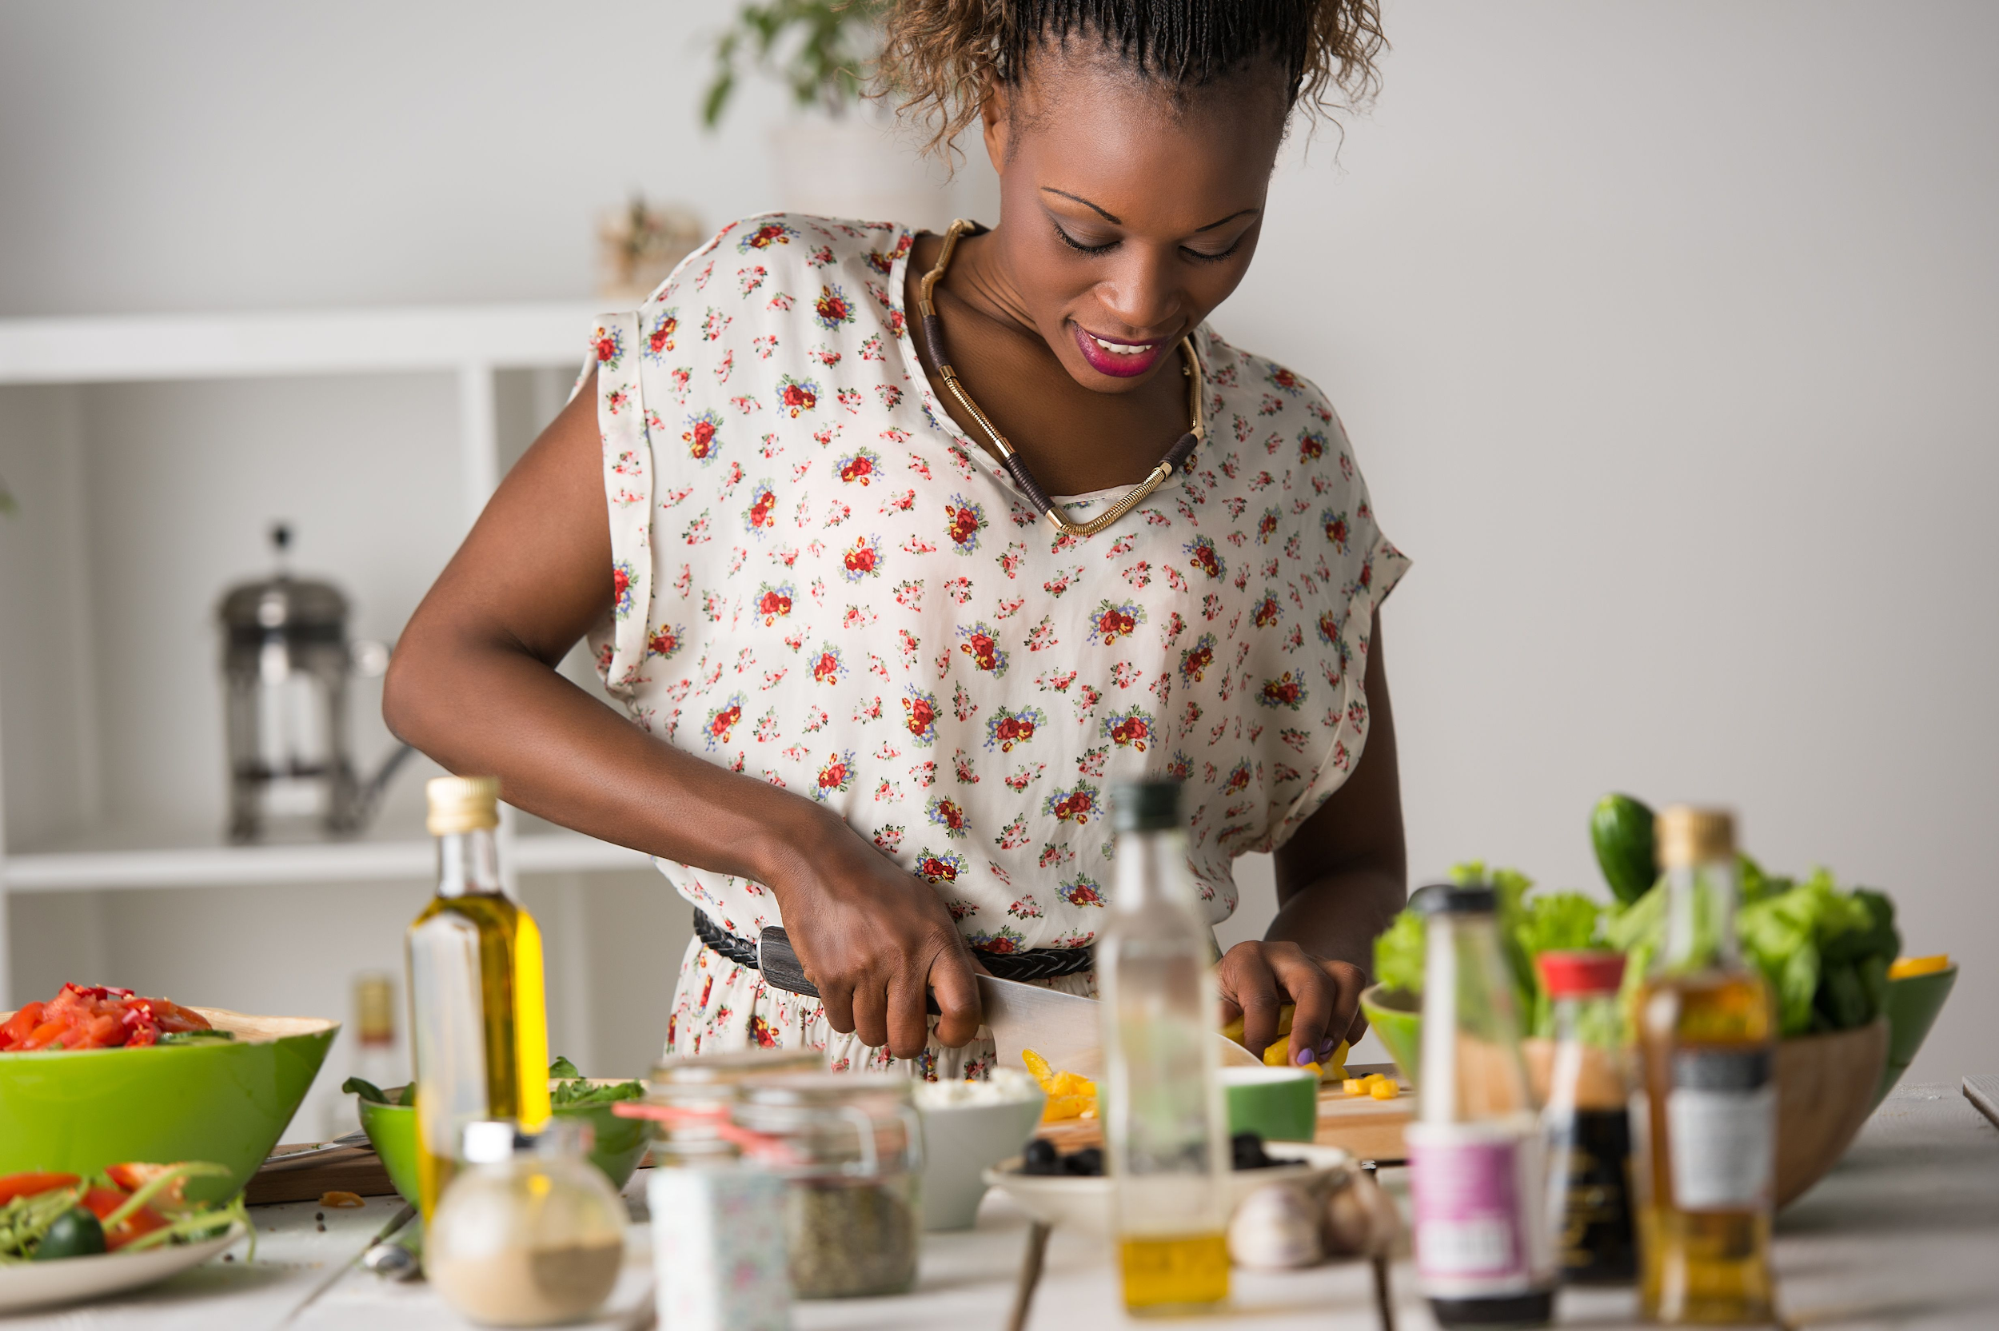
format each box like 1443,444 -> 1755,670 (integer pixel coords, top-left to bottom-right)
1231,1131 -> 1275,1170
32,1208 -> 106,1261
1064,1147 -> 1104,1177
1021,1138 -> 1060,1175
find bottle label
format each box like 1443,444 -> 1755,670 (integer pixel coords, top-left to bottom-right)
1666,1048 -> 1774,1210
1549,1107 -> 1637,1279
1407,1122 -> 1551,1298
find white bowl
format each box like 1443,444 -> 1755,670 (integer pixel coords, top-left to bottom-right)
982,1141 -> 1353,1237
914,1068 -> 1048,1230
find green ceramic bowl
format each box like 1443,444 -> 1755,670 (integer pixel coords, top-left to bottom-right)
0,1009 -> 338,1203
1874,964 -> 1958,1107
359,1082 -> 650,1208
1358,985 -> 1422,1086
1221,1066 -> 1319,1142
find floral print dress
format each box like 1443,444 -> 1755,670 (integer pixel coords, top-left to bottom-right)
583,213 -> 1408,1079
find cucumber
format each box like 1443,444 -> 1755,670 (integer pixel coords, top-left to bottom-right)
1591,793 -> 1657,905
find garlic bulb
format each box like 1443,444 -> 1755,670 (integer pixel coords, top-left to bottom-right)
1323,1171 -> 1397,1257
1228,1183 -> 1325,1270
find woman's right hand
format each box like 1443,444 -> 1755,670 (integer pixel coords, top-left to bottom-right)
763,808 -> 983,1060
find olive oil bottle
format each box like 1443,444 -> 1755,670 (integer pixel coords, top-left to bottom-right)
1634,807 -> 1776,1323
1099,780 -> 1230,1314
407,776 -> 551,1217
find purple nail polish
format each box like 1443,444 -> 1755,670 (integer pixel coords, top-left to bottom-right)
1294,1048 -> 1317,1067
1317,1040 -> 1339,1060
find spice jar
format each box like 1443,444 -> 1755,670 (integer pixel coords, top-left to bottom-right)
427,1120 -> 629,1327
647,1046 -> 827,1168
732,1072 -> 922,1298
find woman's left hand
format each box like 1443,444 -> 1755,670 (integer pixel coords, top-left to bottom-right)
1216,941 -> 1370,1069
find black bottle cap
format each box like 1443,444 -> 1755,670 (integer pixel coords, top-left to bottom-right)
1112,780 -> 1182,833
1410,881 -> 1497,916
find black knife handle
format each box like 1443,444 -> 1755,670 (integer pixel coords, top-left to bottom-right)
757,926 -> 942,1015
757,926 -> 820,998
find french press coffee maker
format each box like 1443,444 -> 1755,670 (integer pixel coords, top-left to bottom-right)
217,524 -> 410,842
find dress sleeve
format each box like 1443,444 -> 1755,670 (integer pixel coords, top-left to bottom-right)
1267,409 -> 1412,847
580,312 -> 655,702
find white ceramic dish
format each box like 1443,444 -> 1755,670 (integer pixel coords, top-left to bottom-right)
0,1222 -> 246,1314
915,1068 -> 1047,1230
983,1142 -> 1352,1236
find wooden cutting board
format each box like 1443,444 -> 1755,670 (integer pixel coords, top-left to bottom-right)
245,1142 -> 398,1207
1032,1062 -> 1413,1163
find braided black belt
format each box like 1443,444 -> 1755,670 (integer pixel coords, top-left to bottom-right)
693,909 -> 1095,987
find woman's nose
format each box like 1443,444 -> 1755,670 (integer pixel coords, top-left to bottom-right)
1094,246 -> 1184,335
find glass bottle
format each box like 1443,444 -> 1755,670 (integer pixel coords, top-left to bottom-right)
342,971 -> 405,1133
1634,807 -> 1776,1323
427,1119 -> 627,1327
1407,881 -> 1556,1328
1099,779 -> 1230,1315
407,776 -> 551,1217
1538,950 -> 1637,1284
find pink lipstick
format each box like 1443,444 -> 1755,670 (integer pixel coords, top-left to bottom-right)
1071,322 -> 1170,379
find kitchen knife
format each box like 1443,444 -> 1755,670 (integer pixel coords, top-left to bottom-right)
756,926 -> 1261,1073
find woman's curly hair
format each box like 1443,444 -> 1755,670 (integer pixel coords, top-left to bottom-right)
876,0 -> 1385,160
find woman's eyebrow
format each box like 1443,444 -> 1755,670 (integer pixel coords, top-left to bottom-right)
1194,208 -> 1259,233
1041,187 -> 1121,223
1040,188 -> 1260,235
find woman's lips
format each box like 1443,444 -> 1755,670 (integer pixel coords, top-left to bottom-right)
1071,323 -> 1170,379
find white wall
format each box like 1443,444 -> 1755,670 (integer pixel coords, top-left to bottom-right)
3,1 -> 1992,1086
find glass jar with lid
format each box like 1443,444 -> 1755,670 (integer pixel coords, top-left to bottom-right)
731,1072 -> 922,1298
426,1119 -> 628,1327
645,1047 -> 827,1168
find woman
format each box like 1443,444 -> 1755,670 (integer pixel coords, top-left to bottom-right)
385,0 -> 1406,1078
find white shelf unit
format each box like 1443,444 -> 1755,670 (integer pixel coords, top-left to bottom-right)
0,300 -> 652,1005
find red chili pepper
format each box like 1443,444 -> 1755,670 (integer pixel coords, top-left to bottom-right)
82,1185 -> 168,1251
0,1172 -> 80,1204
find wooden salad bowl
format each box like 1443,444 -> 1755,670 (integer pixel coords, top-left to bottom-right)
1366,985 -> 1888,1209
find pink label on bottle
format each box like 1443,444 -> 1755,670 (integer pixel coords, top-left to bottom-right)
1408,1125 -> 1544,1298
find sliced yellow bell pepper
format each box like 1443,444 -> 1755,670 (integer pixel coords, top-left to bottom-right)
1889,954 -> 1951,980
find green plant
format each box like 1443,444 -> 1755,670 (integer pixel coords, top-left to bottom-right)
704,0 -> 889,128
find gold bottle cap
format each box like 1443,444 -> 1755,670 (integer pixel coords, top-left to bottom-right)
426,775 -> 500,836
1655,805 -> 1736,868
354,972 -> 396,1045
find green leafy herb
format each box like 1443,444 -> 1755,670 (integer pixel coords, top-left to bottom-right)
551,1078 -> 644,1108
547,1055 -> 644,1108
342,1077 -> 391,1104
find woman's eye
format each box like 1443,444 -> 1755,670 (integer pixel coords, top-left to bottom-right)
1182,240 -> 1244,264
1052,223 -> 1118,255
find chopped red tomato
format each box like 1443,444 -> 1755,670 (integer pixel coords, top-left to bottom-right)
0,983 -> 211,1052
0,1171 -> 80,1204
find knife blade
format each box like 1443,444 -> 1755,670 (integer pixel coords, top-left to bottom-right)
755,926 -> 1261,1072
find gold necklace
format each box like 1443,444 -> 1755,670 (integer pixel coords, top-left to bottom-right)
916,218 -> 1205,539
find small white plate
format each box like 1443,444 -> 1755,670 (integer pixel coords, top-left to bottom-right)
0,1222 -> 246,1314
983,1142 -> 1352,1236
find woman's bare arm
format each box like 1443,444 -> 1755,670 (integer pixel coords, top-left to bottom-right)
1216,613 -> 1407,1066
382,374 -> 980,1058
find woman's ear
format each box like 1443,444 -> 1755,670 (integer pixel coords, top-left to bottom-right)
980,79 -> 1012,172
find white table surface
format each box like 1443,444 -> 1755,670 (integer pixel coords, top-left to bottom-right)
7,1081 -> 1994,1330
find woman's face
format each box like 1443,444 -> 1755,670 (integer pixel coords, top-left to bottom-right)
982,47 -> 1291,394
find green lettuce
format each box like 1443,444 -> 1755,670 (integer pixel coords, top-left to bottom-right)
1371,863 -> 1606,1037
